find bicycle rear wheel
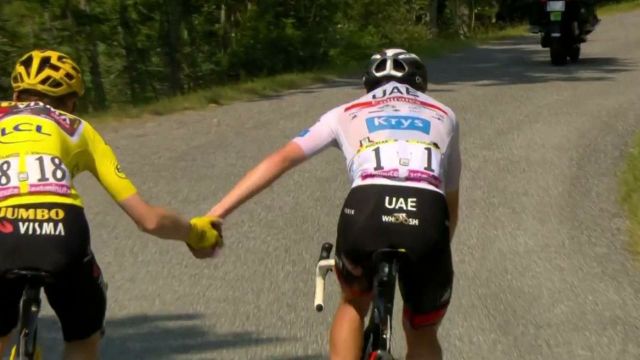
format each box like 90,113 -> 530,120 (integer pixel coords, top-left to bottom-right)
361,253 -> 401,359
9,343 -> 43,360
361,312 -> 379,359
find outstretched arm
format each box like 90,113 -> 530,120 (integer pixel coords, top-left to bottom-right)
83,122 -> 220,256
119,194 -> 222,258
118,194 -> 191,241
208,141 -> 307,219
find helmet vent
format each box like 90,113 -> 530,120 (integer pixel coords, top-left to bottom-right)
39,75 -> 52,86
48,63 -> 61,72
374,59 -> 387,73
47,78 -> 64,89
20,55 -> 34,72
36,56 -> 52,76
392,59 -> 407,73
64,73 -> 75,81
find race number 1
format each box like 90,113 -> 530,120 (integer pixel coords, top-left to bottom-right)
359,140 -> 443,188
372,143 -> 439,173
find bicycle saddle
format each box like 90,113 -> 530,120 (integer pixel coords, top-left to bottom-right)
4,269 -> 54,284
372,248 -> 407,264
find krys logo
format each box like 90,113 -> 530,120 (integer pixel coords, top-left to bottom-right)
366,116 -> 431,135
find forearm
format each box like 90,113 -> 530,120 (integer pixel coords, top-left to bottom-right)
118,194 -> 191,242
210,153 -> 297,218
142,206 -> 191,241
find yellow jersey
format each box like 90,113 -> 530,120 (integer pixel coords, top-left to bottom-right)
0,101 -> 137,207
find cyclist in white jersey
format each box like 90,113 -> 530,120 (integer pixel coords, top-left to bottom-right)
207,49 -> 460,360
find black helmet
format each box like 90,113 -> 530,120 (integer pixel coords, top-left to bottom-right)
362,48 -> 428,93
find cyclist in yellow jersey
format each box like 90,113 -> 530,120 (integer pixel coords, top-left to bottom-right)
0,50 -> 222,359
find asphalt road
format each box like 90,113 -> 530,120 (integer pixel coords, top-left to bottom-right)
31,9 -> 640,360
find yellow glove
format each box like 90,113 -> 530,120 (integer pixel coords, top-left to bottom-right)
188,216 -> 223,250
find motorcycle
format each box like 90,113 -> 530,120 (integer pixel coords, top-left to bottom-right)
537,0 -> 596,65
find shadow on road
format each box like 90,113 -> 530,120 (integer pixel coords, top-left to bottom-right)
428,36 -> 637,87
244,35 -> 636,99
246,77 -> 361,102
35,313 -> 285,359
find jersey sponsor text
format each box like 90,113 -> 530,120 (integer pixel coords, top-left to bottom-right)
18,221 -> 65,236
0,122 -> 52,144
29,183 -> 71,195
371,85 -> 420,99
0,207 -> 65,220
384,196 -> 417,211
381,213 -> 419,226
344,96 -> 450,117
366,116 -> 431,134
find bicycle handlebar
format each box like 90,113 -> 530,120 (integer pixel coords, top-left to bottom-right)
318,242 -> 333,262
314,242 -> 334,312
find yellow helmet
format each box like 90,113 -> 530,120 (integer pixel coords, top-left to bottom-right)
11,49 -> 85,97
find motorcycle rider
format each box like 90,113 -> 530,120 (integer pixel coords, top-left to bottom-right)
529,0 -> 600,35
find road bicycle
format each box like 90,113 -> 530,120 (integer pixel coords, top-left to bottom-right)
3,270 -> 50,360
314,242 -> 407,360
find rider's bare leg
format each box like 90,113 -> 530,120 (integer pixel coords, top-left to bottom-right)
0,332 -> 12,356
63,331 -> 101,360
329,289 -> 371,360
404,320 -> 442,360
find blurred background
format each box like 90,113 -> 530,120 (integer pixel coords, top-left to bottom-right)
0,0 -> 624,113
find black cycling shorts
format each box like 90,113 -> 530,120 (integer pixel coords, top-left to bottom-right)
335,184 -> 453,328
0,203 -> 106,341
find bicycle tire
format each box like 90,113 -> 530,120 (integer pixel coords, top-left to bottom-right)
361,310 -> 380,360
10,345 -> 43,360
14,288 -> 43,360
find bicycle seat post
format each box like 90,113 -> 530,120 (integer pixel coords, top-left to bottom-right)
4,269 -> 52,358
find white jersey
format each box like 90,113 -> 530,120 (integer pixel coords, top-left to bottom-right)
292,81 -> 461,194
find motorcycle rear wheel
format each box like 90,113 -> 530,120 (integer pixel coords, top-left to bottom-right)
569,45 -> 581,63
550,43 -> 568,66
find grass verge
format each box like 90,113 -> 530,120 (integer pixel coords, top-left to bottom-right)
90,26 -> 527,122
621,133 -> 640,258
91,73 -> 335,122
612,0 -> 640,257
600,0 -> 640,15
92,1 -> 638,122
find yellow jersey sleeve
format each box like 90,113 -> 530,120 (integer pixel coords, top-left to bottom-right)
79,122 -> 137,202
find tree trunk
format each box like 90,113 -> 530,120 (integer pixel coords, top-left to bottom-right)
468,0 -> 476,33
119,0 -> 142,103
160,0 -> 183,96
430,0 -> 439,35
181,0 -> 201,90
79,0 -> 107,110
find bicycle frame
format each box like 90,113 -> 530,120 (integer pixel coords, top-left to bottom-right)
362,250 -> 403,360
313,243 -> 405,360
6,271 -> 49,360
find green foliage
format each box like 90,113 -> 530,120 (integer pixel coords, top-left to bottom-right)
0,0 -> 437,111
621,132 -> 640,257
2,0 -> 634,113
